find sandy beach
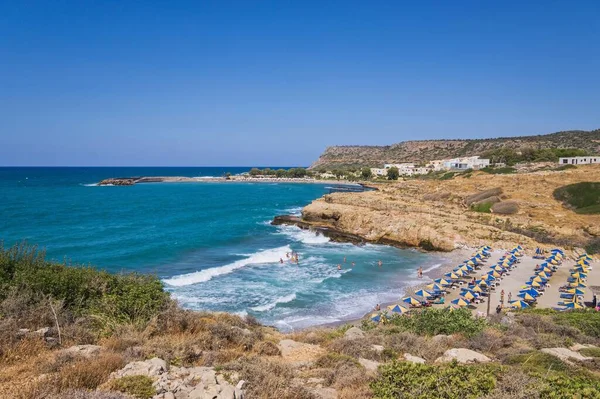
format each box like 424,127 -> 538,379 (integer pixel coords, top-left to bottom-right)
321,245 -> 598,330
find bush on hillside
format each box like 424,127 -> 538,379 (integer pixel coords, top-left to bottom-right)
387,308 -> 487,337
371,361 -> 500,399
0,243 -> 170,334
553,182 -> 600,214
480,167 -> 516,174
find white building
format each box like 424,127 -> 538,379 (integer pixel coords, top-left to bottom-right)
443,156 -> 490,170
370,168 -> 388,177
559,156 -> 600,165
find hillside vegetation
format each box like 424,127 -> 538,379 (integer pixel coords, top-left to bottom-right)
554,182 -> 600,215
309,129 -> 600,170
2,246 -> 600,398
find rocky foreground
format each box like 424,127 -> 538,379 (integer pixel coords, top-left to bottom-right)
275,165 -> 600,252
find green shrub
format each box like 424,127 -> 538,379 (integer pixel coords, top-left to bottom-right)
106,375 -> 155,399
387,308 -> 487,337
0,243 -> 170,333
553,182 -> 600,214
371,361 -> 500,399
471,202 -> 493,213
504,351 -> 571,373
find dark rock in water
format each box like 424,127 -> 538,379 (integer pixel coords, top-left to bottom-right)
98,178 -> 137,186
271,215 -> 367,245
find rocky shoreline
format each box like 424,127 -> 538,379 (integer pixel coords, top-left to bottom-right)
97,176 -> 357,186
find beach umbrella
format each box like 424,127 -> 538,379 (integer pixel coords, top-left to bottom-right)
549,259 -> 559,265
474,279 -> 488,287
521,288 -> 541,297
434,278 -> 452,286
541,267 -> 554,273
510,300 -> 530,309
445,272 -> 461,279
414,289 -> 433,298
536,271 -> 551,279
462,291 -> 477,300
579,255 -> 592,262
451,297 -> 470,307
370,313 -> 382,323
484,275 -> 497,282
426,283 -> 444,291
517,292 -> 536,301
387,304 -> 409,314
490,265 -> 505,272
565,302 -> 585,310
488,271 -> 502,278
568,281 -> 587,288
531,276 -> 547,283
577,259 -> 590,266
566,288 -> 586,296
460,264 -> 474,272
528,281 -> 542,288
571,272 -> 587,279
470,285 -> 484,293
402,296 -> 421,306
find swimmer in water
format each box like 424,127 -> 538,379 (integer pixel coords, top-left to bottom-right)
418,266 -> 423,278
337,264 -> 342,270
280,258 -> 284,264
378,260 -> 382,267
351,262 -> 355,267
343,257 -> 346,263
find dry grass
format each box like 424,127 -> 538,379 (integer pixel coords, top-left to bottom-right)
225,356 -> 315,399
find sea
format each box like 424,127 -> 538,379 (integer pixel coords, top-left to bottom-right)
0,167 -> 448,331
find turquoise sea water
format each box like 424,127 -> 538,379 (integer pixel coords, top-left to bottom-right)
0,167 -> 446,330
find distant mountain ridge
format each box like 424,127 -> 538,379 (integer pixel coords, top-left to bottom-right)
309,129 -> 600,170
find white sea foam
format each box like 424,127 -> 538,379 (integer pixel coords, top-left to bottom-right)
163,245 -> 292,287
276,225 -> 330,245
421,263 -> 443,273
250,293 -> 297,312
82,183 -> 98,187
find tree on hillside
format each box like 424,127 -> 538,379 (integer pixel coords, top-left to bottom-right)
387,167 -> 399,180
361,167 -> 373,180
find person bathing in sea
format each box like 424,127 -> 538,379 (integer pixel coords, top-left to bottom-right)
378,260 -> 382,267
343,257 -> 346,263
279,258 -> 284,264
351,262 -> 355,267
417,266 -> 423,278
374,303 -> 381,311
337,264 -> 342,270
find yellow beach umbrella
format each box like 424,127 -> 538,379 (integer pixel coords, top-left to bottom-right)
446,272 -> 461,279
532,276 -> 546,283
529,281 -> 542,288
463,291 -> 476,300
488,271 -> 502,278
536,272 -> 550,279
471,285 -> 484,293
451,298 -> 470,307
571,272 -> 586,279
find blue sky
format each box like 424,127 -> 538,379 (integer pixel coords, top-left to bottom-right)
1,1 -> 599,166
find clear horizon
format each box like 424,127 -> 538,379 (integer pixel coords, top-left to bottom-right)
1,1 -> 599,166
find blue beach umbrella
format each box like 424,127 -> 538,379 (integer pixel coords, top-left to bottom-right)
402,296 -> 421,306
510,300 -> 530,309
414,289 -> 434,298
370,313 -> 382,323
388,304 -> 409,314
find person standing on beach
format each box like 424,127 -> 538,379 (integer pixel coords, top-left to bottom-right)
500,289 -> 505,305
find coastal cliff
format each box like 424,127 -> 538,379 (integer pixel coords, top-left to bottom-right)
309,129 -> 600,169
279,165 -> 600,253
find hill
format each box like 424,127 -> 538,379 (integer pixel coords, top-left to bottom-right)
309,129 -> 600,170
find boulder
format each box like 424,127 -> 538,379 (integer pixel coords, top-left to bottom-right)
33,327 -> 50,338
403,353 -> 426,364
570,343 -> 598,352
541,348 -> 592,362
358,357 -> 380,372
60,344 -> 103,359
372,345 -> 384,353
435,348 -> 491,364
112,357 -> 167,378
431,334 -> 452,342
17,328 -> 30,337
278,339 -> 325,366
309,387 -> 338,399
344,326 -> 365,340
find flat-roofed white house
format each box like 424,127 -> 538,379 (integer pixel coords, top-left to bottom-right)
559,156 -> 600,165
370,168 -> 388,177
444,156 -> 490,170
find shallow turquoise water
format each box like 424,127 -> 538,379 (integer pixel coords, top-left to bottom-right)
0,167 -> 446,330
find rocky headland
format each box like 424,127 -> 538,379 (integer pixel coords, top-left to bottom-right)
274,165 -> 600,253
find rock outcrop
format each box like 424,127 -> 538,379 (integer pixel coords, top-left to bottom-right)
109,358 -> 245,399
541,348 -> 592,363
435,348 -> 491,364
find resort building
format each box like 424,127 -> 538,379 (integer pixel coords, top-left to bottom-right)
443,156 -> 490,170
370,168 -> 388,177
559,156 -> 600,165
